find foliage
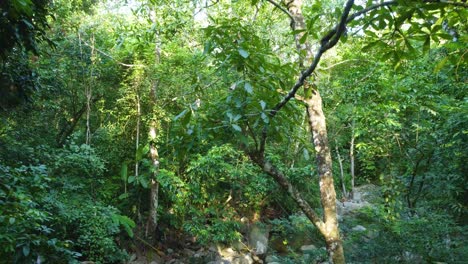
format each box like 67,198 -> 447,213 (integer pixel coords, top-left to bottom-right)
0,0 -> 466,262
0,0 -> 52,58
0,139 -> 133,263
173,144 -> 274,244
344,207 -> 468,263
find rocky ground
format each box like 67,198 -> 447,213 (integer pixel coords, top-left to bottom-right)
125,184 -> 381,264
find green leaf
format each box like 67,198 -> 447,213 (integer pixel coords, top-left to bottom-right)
112,214 -> 135,237
261,112 -> 269,124
299,33 -> 308,44
244,82 -> 253,94
128,176 -> 136,183
238,48 -> 249,58
136,144 -> 150,161
423,36 -> 430,54
140,178 -> 148,188
260,100 -> 266,110
232,124 -> 242,132
121,163 -> 128,181
362,41 -> 378,52
174,109 -> 188,121
203,41 -> 211,55
434,57 -> 448,73
9,217 -> 15,224
303,149 -> 310,160
22,245 -> 30,256
118,193 -> 129,200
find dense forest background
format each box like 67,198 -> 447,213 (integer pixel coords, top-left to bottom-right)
0,0 -> 466,263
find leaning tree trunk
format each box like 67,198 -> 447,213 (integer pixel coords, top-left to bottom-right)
305,87 -> 345,264
288,0 -> 345,262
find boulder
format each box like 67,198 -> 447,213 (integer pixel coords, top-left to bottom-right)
248,224 -> 269,255
232,253 -> 254,264
352,225 -> 366,232
219,247 -> 237,261
300,244 -> 317,252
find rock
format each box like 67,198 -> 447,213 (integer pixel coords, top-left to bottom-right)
352,192 -> 362,202
249,224 -> 269,255
232,253 -> 254,264
352,225 -> 366,232
209,245 -> 218,252
300,244 -> 317,252
232,239 -> 246,251
252,254 -> 262,263
167,248 -> 174,254
218,247 -> 238,262
183,248 -> 195,256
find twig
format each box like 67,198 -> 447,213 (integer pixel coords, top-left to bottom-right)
135,235 -> 165,256
81,41 -> 146,68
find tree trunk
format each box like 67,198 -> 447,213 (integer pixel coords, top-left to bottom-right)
146,8 -> 161,240
147,124 -> 160,239
135,92 -> 141,179
289,0 -> 345,262
350,120 -> 355,199
335,139 -> 347,198
305,88 -> 344,264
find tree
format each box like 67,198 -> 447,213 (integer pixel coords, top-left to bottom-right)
201,0 -> 466,262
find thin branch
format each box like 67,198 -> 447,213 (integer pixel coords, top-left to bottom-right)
318,59 -> 369,70
259,0 -> 355,154
81,41 -> 146,68
424,0 -> 468,8
265,0 -> 295,24
347,1 -> 397,24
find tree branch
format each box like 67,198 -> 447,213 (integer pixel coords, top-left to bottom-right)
424,0 -> 468,8
265,0 -> 295,25
259,0 -> 355,155
82,41 -> 146,68
250,154 -> 325,233
259,0 -> 465,154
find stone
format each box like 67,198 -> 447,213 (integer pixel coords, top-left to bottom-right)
252,254 -> 262,263
218,247 -> 238,262
232,239 -> 245,251
352,192 -> 362,202
249,224 -> 269,255
167,248 -> 174,254
300,244 -> 317,252
352,225 -> 366,232
232,253 -> 254,264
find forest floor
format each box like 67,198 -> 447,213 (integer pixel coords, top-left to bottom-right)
127,184 -> 381,264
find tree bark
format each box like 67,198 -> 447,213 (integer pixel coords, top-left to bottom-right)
305,88 -> 344,264
147,124 -> 160,239
135,92 -> 141,179
350,120 -> 355,199
289,0 -> 345,262
335,139 -> 348,198
146,8 -> 161,240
